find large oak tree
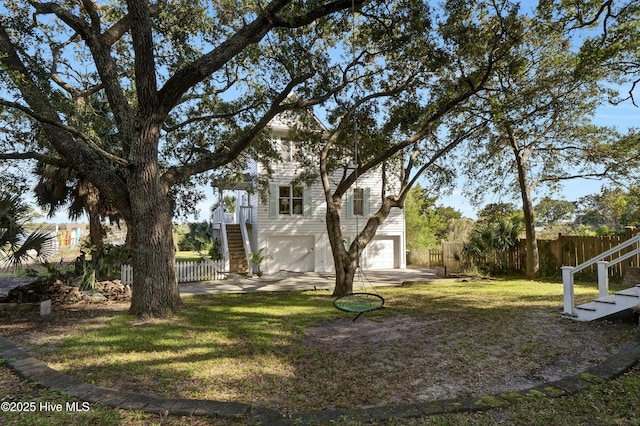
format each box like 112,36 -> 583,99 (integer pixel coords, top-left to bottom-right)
0,0 -> 366,318
459,15 -> 615,278
290,0 -> 525,296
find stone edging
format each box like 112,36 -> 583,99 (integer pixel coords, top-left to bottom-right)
2,333 -> 640,425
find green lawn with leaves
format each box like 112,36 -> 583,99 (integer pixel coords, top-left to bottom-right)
2,277 -> 639,425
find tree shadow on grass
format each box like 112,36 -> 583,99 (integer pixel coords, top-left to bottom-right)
3,281 -> 637,415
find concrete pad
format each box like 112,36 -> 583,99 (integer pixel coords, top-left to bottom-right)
179,268 -> 437,297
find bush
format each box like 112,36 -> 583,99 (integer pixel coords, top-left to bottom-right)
177,222 -> 213,253
463,219 -> 521,274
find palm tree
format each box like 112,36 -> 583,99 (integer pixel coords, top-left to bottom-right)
0,192 -> 52,266
463,219 -> 521,274
33,162 -> 121,250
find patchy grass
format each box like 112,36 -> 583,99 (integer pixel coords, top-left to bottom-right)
0,361 -> 121,426
2,277 -> 638,424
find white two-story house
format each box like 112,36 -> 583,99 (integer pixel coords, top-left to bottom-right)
212,111 -> 406,276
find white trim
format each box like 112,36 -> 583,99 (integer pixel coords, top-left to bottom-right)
121,260 -> 226,284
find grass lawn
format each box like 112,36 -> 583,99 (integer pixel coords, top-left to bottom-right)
1,277 -> 639,425
175,251 -> 207,262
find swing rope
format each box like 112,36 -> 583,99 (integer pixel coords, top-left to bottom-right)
333,1 -> 384,321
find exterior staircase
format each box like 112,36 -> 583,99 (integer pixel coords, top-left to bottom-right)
563,233 -> 640,321
226,224 -> 250,275
567,285 -> 640,321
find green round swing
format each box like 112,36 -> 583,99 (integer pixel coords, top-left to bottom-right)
333,292 -> 385,322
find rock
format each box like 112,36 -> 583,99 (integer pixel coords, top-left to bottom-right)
40,300 -> 51,315
81,291 -> 107,301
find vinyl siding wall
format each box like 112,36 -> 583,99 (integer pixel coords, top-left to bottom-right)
250,149 -> 405,274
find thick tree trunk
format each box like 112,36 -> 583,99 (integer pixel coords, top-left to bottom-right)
326,202 -> 355,297
128,177 -> 181,318
127,121 -> 181,318
510,134 -> 539,278
88,212 -> 104,249
327,195 -> 395,297
333,254 -> 358,298
520,185 -> 540,278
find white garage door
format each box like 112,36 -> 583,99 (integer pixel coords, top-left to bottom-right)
362,237 -> 395,269
267,235 -> 315,273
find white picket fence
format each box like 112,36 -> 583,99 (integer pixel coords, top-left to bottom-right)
121,259 -> 226,285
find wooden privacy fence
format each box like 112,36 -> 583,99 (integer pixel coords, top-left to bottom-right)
408,242 -> 467,271
121,259 -> 225,285
528,231 -> 640,278
406,249 -> 443,267
409,228 -> 640,278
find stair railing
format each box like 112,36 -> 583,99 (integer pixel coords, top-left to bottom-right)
240,205 -> 252,224
214,206 -> 230,273
238,208 -> 253,276
562,233 -> 640,316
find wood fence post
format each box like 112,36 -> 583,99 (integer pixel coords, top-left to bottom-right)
557,233 -> 563,267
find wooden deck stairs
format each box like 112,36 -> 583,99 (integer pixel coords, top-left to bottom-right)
562,233 -> 640,322
226,224 -> 250,275
565,285 -> 640,322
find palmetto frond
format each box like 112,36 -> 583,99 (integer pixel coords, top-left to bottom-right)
0,192 -> 54,267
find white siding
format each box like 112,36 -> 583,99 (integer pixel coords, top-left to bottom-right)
238,112 -> 405,274
253,154 -> 406,274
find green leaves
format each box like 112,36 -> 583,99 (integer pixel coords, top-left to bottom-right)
0,191 -> 53,267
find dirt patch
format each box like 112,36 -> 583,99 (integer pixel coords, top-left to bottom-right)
302,311 -> 636,405
0,300 -> 130,353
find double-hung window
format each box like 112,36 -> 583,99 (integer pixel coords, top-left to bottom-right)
279,186 -> 304,215
346,187 -> 370,218
353,188 -> 364,216
270,184 -> 311,218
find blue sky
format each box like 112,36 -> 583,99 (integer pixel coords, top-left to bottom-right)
31,0 -> 638,224
439,99 -> 638,219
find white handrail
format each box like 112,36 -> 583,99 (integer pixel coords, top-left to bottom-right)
563,233 -> 640,316
604,246 -> 640,268
569,233 -> 640,276
238,208 -> 253,276
214,205 -> 230,273
240,205 -> 252,224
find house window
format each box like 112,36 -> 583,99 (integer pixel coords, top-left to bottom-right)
346,187 -> 370,218
278,137 -> 294,162
354,188 -> 364,216
279,186 -> 304,215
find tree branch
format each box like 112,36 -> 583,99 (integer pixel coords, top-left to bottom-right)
159,0 -> 366,114
126,0 -> 159,113
30,1 -> 92,38
0,99 -> 129,167
0,151 -> 68,167
272,0 -> 366,28
161,70 -> 315,187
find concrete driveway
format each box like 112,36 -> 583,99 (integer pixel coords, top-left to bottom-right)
179,268 -> 438,296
